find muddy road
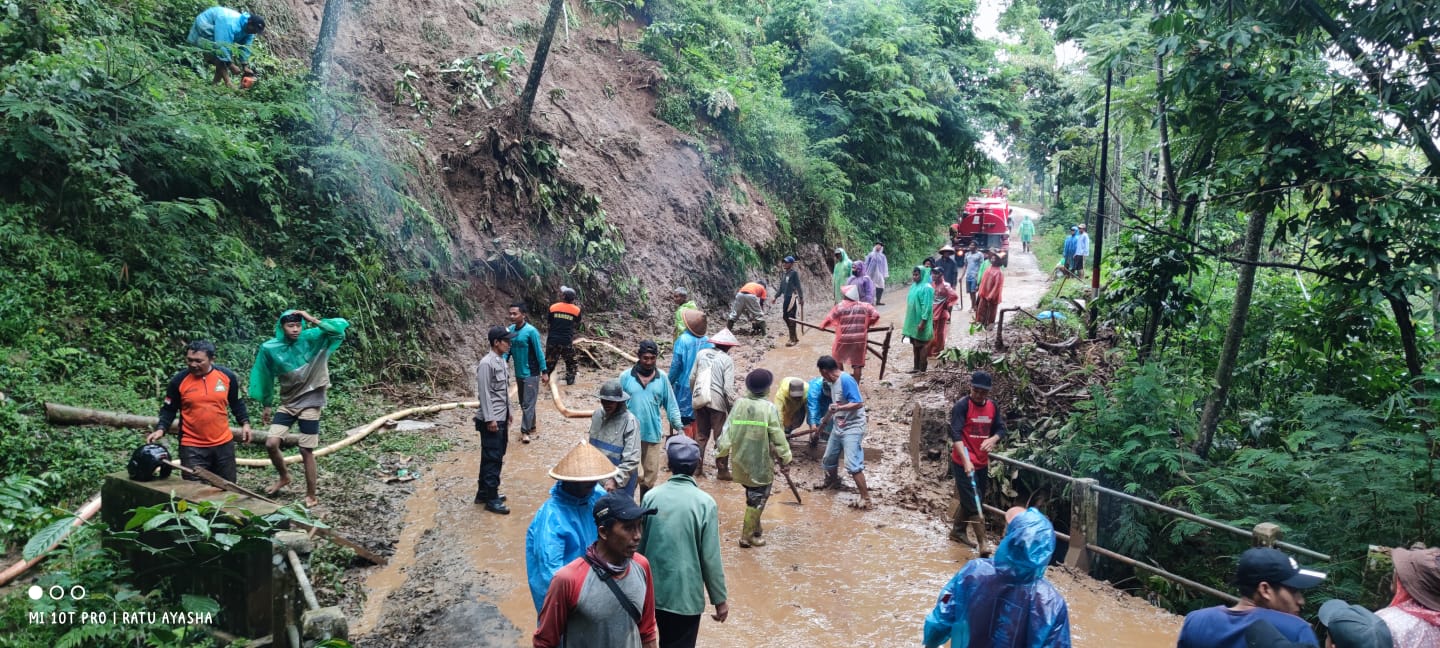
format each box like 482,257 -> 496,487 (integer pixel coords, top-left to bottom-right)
351,225 -> 1182,646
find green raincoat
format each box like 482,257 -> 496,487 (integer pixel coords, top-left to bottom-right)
1018,215 -> 1035,242
250,310 -> 350,409
831,249 -> 851,302
903,267 -> 935,342
715,393 -> 792,487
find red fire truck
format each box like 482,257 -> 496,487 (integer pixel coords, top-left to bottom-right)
951,194 -> 1011,251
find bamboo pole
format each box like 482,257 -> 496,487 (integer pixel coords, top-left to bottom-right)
0,495 -> 102,586
44,403 -> 304,447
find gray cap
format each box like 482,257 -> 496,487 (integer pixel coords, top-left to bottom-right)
1318,600 -> 1393,648
665,434 -> 700,474
597,379 -> 630,402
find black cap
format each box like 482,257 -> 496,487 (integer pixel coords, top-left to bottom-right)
593,491 -> 657,526
745,368 -> 773,394
637,340 -> 659,356
971,371 -> 993,391
1233,547 -> 1326,590
783,255 -> 796,263
246,14 -> 266,33
487,326 -> 515,344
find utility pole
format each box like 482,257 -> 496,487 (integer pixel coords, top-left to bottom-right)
1089,68 -> 1113,336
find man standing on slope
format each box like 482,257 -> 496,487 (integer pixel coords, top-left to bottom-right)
947,371 -> 1006,550
545,286 -> 582,386
866,243 -> 889,305
187,6 -> 265,86
924,507 -> 1072,647
619,340 -> 683,498
777,255 -> 805,347
526,443 -> 614,614
639,435 -> 729,647
507,302 -> 548,444
250,309 -> 349,507
671,288 -> 697,340
1176,547 -> 1325,648
533,492 -> 659,648
148,341 -> 252,483
903,266 -> 935,373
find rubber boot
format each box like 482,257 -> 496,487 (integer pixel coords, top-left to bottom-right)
750,505 -> 767,546
949,506 -> 973,545
852,471 -> 873,509
739,506 -> 760,548
971,515 -> 991,555
716,456 -> 733,482
813,470 -> 841,491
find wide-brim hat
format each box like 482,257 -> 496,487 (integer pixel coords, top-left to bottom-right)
549,442 -> 620,482
709,328 -> 740,347
683,309 -> 707,337
939,245 -> 955,253
1393,547 -> 1440,611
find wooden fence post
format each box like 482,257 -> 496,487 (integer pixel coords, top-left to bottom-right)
1065,478 -> 1099,573
1252,522 -> 1283,547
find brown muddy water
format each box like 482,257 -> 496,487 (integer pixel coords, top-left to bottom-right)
353,225 -> 1183,646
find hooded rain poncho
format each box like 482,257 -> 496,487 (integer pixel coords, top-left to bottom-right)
923,508 -> 1072,648
903,268 -> 935,342
1018,216 -> 1035,243
250,310 -> 349,409
526,482 -> 607,613
831,249 -> 852,302
846,260 -> 877,304
715,394 -> 792,487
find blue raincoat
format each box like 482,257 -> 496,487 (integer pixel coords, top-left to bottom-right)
1062,231 -> 1078,260
187,7 -> 257,63
525,482 -> 606,613
923,508 -> 1072,648
668,331 -> 712,418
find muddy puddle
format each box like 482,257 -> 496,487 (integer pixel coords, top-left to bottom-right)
354,228 -> 1182,646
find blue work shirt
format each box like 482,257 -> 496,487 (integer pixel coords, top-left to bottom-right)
619,367 -> 683,444
1176,606 -> 1319,648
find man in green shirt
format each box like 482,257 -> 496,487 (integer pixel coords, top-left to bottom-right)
903,266 -> 935,373
671,287 -> 699,339
507,302 -> 548,444
639,435 -> 728,648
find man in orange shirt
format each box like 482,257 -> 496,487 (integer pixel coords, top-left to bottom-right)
147,340 -> 252,483
726,280 -> 768,335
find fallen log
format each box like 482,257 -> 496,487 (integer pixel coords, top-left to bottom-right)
573,338 -> 638,363
45,403 -> 304,447
1036,336 -> 1080,353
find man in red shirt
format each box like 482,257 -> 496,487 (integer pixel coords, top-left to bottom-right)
947,370 -> 1006,549
147,340 -> 252,483
726,280 -> 768,335
535,491 -> 659,648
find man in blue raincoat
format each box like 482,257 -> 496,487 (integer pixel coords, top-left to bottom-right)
923,507 -> 1072,648
188,6 -> 265,86
1061,227 -> 1078,274
525,443 -> 614,614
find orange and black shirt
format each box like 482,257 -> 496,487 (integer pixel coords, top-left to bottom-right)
547,302 -> 582,346
739,282 -> 768,302
155,365 -> 249,448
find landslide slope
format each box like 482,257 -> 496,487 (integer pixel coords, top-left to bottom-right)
264,0 -> 784,328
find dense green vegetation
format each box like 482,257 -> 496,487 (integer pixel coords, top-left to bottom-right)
989,0 -> 1440,611
633,0 -> 1010,266
0,1 -> 451,635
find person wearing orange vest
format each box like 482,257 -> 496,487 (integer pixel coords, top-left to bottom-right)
726,280 -> 769,335
546,286 -> 583,386
147,340 -> 252,483
947,370 -> 1007,549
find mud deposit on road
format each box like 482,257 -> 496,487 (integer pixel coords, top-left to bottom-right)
338,234 -> 1183,646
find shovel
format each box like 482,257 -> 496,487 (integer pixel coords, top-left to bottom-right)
957,444 -> 991,556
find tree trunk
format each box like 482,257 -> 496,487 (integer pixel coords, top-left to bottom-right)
311,0 -> 346,81
43,402 -> 303,447
1195,207 -> 1269,459
517,0 -> 568,127
1386,291 -> 1425,380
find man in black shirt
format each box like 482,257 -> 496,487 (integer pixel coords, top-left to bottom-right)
545,286 -> 582,386
777,255 -> 804,347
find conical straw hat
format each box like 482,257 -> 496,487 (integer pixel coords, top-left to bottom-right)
683,309 -> 708,337
709,328 -> 740,347
549,442 -> 619,482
